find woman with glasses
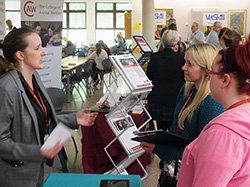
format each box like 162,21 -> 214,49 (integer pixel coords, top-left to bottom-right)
178,35 -> 250,186
142,43 -> 223,186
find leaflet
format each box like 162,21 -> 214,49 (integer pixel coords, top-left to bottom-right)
40,122 -> 74,151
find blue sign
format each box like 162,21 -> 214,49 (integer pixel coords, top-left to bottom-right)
205,13 -> 225,21
154,13 -> 164,20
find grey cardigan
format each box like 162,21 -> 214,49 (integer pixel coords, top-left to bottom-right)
0,70 -> 78,187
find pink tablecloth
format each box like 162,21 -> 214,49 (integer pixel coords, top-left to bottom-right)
81,112 -> 151,177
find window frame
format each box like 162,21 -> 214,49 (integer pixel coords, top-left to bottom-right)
63,2 -> 86,30
95,2 -> 131,30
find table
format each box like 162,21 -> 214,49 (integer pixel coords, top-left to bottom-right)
81,112 -> 152,177
61,56 -> 88,102
44,173 -> 141,187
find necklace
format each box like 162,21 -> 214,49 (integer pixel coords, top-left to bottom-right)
226,98 -> 250,111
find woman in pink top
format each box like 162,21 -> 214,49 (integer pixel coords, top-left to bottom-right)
178,35 -> 250,187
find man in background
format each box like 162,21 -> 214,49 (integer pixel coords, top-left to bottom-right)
6,19 -> 16,32
207,21 -> 222,49
188,22 -> 205,46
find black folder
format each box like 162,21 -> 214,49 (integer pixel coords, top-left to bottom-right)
131,130 -> 190,147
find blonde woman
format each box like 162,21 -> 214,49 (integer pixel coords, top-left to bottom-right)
141,43 -> 224,186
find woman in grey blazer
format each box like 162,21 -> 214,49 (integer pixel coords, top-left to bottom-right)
0,28 -> 98,187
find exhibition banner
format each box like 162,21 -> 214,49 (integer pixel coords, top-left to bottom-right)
21,0 -> 63,88
203,12 -> 227,26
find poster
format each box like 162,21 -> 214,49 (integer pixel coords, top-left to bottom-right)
21,0 -> 63,88
203,12 -> 227,26
228,9 -> 247,37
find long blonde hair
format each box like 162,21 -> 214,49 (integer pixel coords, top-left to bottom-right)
178,43 -> 217,129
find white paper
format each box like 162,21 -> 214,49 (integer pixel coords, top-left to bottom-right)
108,115 -> 142,154
109,55 -> 153,92
40,122 -> 74,151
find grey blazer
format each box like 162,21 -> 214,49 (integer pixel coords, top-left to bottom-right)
0,70 -> 78,187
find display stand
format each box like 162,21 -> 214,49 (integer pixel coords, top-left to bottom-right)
131,35 -> 153,66
103,54 -> 153,180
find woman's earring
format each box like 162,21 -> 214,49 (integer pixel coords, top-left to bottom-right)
21,63 -> 24,68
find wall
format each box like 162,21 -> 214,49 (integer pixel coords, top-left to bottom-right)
5,0 -> 250,43
154,0 -> 250,40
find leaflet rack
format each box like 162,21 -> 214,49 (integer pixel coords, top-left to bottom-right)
103,54 -> 153,180
131,35 -> 153,66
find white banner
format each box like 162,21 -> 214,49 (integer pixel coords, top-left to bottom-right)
37,47 -> 62,88
21,0 -> 63,22
203,12 -> 227,26
154,10 -> 166,24
0,0 -> 5,40
21,0 -> 63,88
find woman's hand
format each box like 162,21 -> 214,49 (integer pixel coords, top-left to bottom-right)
140,142 -> 155,153
76,108 -> 98,126
41,142 -> 64,159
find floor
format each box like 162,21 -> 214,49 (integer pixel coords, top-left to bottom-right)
44,78 -> 161,187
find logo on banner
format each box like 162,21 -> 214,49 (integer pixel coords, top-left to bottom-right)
24,1 -> 37,17
205,13 -> 225,21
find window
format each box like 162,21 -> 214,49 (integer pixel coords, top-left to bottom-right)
95,2 -> 132,47
63,2 -> 86,48
5,1 -> 21,32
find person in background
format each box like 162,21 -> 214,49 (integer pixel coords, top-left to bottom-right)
62,37 -> 75,57
204,26 -> 212,38
5,19 -> 16,32
98,40 -> 112,56
206,21 -> 222,50
142,43 -> 223,187
86,42 -> 108,86
155,25 -> 162,40
178,35 -> 250,187
147,30 -> 185,131
218,27 -> 242,49
158,23 -> 186,53
111,32 -> 127,54
0,28 -> 98,187
62,37 -> 74,48
168,23 -> 186,53
188,22 -> 205,46
160,17 -> 176,37
32,22 -> 42,35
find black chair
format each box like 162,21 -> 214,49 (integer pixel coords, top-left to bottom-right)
62,65 -> 86,102
82,59 -> 95,96
46,87 -> 79,171
99,58 -> 117,87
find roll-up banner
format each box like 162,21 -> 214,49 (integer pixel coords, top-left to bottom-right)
21,0 -> 63,88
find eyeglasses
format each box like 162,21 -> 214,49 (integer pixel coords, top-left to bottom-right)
206,69 -> 224,78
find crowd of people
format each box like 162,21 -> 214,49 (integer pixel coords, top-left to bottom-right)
1,16 -> 250,187
145,18 -> 250,187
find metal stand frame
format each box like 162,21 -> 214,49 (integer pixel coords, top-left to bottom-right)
102,68 -> 152,181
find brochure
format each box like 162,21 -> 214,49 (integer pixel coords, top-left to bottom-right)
108,115 -> 142,154
41,122 -> 74,151
109,54 -> 153,93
